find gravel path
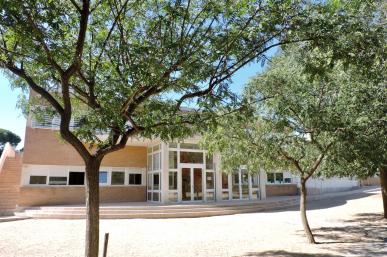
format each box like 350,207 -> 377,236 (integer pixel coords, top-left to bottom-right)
0,188 -> 385,257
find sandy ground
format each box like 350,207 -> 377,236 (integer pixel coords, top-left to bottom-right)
0,188 -> 385,257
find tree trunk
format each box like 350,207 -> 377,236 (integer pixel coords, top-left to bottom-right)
85,159 -> 101,257
380,166 -> 387,219
300,180 -> 316,244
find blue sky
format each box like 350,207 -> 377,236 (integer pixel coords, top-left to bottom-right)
0,62 -> 263,150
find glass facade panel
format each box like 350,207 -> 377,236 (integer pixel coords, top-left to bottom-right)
206,172 -> 214,189
180,151 -> 203,164
147,155 -> 153,171
182,168 -> 191,201
169,171 -> 177,190
111,171 -> 125,185
193,168 -> 203,200
169,142 -> 178,148
241,169 -> 249,199
206,192 -> 215,201
169,151 -> 177,169
153,192 -> 159,201
168,192 -> 178,202
180,143 -> 200,149
232,173 -> 239,199
222,191 -> 230,200
49,176 -> 67,185
147,175 -> 152,190
153,173 -> 160,190
153,144 -> 160,152
30,176 -> 47,185
222,173 -> 229,189
206,154 -> 213,169
147,192 -> 152,201
252,174 -> 259,187
153,152 -> 161,170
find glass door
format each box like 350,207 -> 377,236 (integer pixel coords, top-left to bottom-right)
181,166 -> 204,201
182,168 -> 191,201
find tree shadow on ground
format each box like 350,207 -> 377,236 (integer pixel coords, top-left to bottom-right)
313,212 -> 387,256
238,213 -> 386,257
237,250 -> 343,257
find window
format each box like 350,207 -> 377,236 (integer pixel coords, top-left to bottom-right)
29,176 -> 47,185
153,144 -> 160,152
69,172 -> 85,185
111,171 -> 125,185
180,152 -> 203,163
222,173 -> 229,189
153,152 -> 161,170
169,171 -> 177,190
206,154 -> 214,169
206,172 -> 214,189
49,176 -> 67,185
169,151 -> 177,169
129,173 -> 142,185
266,172 -> 291,184
153,173 -> 160,190
267,173 -> 275,183
169,142 -> 178,148
148,155 -> 153,171
275,173 -> 283,184
180,143 -> 200,149
99,171 -> 108,184
251,174 -> 259,187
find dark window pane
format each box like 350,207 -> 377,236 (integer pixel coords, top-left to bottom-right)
69,172 -> 85,185
267,173 -> 274,183
30,176 -> 47,185
153,173 -> 160,190
129,174 -> 142,185
112,171 -> 125,185
222,173 -> 229,189
180,151 -> 203,164
275,173 -> 284,183
49,176 -> 67,185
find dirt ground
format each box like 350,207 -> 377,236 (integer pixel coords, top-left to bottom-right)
0,188 -> 385,257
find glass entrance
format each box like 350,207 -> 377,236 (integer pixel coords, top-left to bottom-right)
181,167 -> 203,201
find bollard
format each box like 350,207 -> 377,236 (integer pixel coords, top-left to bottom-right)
103,233 -> 109,257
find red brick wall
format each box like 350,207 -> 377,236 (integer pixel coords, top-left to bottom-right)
18,186 -> 146,207
266,184 -> 298,197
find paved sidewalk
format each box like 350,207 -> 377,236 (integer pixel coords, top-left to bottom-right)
0,186 -> 384,257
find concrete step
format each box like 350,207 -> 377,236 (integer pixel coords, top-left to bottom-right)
16,199 -> 300,219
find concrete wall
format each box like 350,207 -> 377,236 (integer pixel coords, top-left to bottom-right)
303,177 -> 360,195
266,184 -> 297,197
18,186 -> 146,207
23,127 -> 147,167
361,176 -> 380,186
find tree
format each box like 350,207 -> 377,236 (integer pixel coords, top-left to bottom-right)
0,1 -> 352,256
202,42 -> 385,243
0,128 -> 21,155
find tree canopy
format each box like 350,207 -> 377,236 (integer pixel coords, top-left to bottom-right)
0,0 -> 384,255
0,128 -> 21,154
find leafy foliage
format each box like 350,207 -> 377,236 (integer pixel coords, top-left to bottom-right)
203,42 -> 385,179
0,128 -> 21,155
